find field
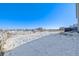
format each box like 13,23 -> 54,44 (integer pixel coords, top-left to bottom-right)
0,30 -> 79,56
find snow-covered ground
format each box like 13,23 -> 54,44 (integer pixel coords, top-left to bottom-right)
0,30 -> 61,52
4,32 -> 79,56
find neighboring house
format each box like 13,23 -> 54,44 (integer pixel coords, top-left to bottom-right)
59,24 -> 78,32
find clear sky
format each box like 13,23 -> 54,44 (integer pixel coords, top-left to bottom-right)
0,3 -> 76,29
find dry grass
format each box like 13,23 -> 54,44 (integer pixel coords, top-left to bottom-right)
0,31 -> 12,56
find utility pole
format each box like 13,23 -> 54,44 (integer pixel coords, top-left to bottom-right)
76,3 -> 79,32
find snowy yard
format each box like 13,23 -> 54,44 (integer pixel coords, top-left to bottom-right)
3,32 -> 79,56
0,31 -> 61,52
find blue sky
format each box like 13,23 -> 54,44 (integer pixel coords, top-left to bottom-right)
0,3 -> 76,29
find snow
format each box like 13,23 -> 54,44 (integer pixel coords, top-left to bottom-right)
4,32 -> 79,56
1,31 -> 60,51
